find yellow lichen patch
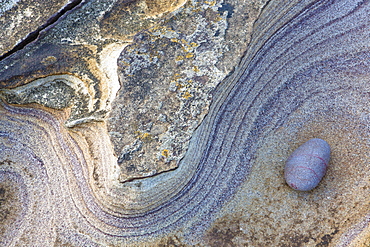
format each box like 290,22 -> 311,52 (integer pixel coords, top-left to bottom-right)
176,79 -> 193,90
182,91 -> 192,99
176,82 -> 184,89
185,53 -> 194,58
176,55 -> 184,61
173,73 -> 181,80
134,131 -> 152,141
205,1 -> 216,6
215,16 -> 224,22
161,149 -> 170,158
193,66 -> 200,72
181,46 -> 190,53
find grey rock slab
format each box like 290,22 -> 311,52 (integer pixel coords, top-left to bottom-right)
0,0 -> 71,57
107,0 -> 268,182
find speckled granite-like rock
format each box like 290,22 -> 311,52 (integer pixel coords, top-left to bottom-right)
107,0 -> 266,181
1,0 -> 370,246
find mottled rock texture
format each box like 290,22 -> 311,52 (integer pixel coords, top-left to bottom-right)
1,0 -> 370,246
108,0 -> 266,181
0,0 -> 71,57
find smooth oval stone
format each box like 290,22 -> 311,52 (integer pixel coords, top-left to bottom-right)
285,138 -> 331,191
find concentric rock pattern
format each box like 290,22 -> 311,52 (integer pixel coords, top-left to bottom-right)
1,0 -> 370,246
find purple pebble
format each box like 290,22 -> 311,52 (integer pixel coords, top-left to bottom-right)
284,138 -> 330,191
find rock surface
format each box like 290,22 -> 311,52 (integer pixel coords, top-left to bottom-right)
1,0 -> 370,246
0,0 -> 71,57
107,0 -> 266,181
